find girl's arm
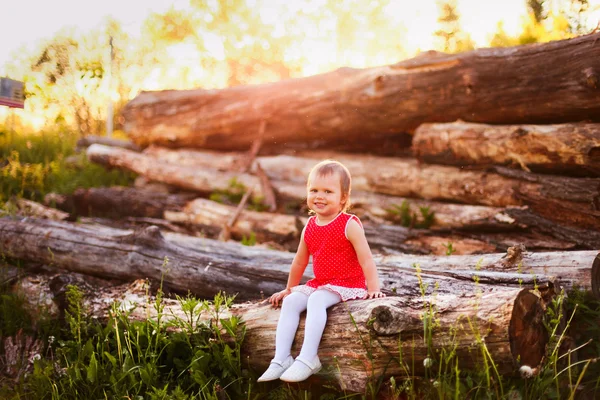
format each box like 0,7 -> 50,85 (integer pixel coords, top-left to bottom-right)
269,229 -> 310,307
347,218 -> 386,299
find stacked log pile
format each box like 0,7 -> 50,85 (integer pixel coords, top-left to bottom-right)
3,33 -> 600,391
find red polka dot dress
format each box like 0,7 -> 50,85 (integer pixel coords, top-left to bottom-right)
291,212 -> 368,301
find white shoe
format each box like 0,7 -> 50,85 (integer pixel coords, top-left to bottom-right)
257,355 -> 294,382
279,356 -> 322,382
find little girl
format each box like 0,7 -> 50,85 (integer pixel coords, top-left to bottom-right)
257,159 -> 385,383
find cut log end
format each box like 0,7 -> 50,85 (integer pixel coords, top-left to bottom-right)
592,253 -> 600,299
369,303 -> 420,335
509,289 -> 549,369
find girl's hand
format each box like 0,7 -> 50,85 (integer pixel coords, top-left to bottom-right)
269,288 -> 291,308
367,291 -> 386,299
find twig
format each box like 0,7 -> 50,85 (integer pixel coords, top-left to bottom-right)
254,161 -> 277,212
240,120 -> 266,173
218,186 -> 255,241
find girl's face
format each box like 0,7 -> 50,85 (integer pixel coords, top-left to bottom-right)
307,172 -> 346,223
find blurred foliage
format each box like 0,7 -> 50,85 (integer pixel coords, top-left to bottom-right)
491,0 -> 594,47
434,0 -> 475,53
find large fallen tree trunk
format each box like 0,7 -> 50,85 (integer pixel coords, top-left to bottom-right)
0,217 -> 596,297
88,144 -> 600,231
412,122 -> 600,176
122,33 -> 600,152
165,198 -> 577,254
0,217 -> 295,301
14,270 -> 561,392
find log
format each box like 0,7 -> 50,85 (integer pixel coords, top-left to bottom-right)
87,144 -> 269,203
88,145 -> 510,228
13,270 -> 561,392
145,145 -> 516,230
376,245 -> 598,293
4,198 -> 69,221
76,134 -> 141,152
165,198 -> 577,254
503,206 -> 600,249
0,217 -> 296,301
46,186 -> 197,219
88,144 -> 600,231
412,122 -> 600,176
0,217 -> 595,297
275,151 -> 600,230
122,33 -> 600,152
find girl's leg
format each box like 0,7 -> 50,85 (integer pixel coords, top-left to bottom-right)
297,289 -> 341,362
273,291 -> 309,362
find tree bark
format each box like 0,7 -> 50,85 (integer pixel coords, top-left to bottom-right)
165,198 -> 577,254
0,217 -> 295,301
412,122 -> 600,176
47,186 -> 197,219
88,144 -> 600,231
503,206 -> 600,249
122,33 -> 600,152
13,270 -> 561,392
376,245 -> 598,294
0,217 -> 595,297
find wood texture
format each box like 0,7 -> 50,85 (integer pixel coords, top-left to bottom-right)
1,217 -> 595,296
88,145 -> 600,231
412,122 -> 600,176
14,270 -> 560,392
122,33 -> 600,152
51,186 -> 197,219
165,198 -> 577,254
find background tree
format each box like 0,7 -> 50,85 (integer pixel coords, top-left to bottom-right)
434,0 -> 475,53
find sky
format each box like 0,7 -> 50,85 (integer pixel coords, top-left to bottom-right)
0,0 -> 535,76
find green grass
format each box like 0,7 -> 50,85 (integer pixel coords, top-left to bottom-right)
386,200 -> 435,229
0,127 -> 135,204
1,266 -> 600,399
0,277 -> 253,400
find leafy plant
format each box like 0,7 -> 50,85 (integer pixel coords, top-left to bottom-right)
443,242 -> 456,256
387,201 -> 435,229
241,232 -> 257,246
209,178 -> 269,212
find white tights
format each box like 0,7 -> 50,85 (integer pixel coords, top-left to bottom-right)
274,289 -> 341,363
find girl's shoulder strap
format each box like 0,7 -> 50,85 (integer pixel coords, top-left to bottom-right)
346,213 -> 362,227
344,213 -> 363,239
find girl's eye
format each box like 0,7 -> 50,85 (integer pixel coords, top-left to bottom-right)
325,190 -> 331,194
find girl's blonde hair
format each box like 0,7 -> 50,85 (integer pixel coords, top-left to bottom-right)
307,159 -> 352,212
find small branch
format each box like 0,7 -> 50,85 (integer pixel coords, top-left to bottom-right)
218,186 -> 255,241
240,120 -> 266,173
254,162 -> 277,212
